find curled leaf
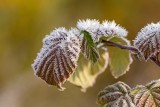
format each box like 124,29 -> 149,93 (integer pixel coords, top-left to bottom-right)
106,37 -> 133,78
134,22 -> 160,60
32,28 -> 81,90
81,31 -> 100,63
97,81 -> 135,107
131,79 -> 160,107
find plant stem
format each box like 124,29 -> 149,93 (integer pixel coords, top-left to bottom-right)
102,40 -> 160,67
102,40 -> 138,53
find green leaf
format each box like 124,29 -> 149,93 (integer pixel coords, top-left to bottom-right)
131,79 -> 160,107
68,48 -> 109,92
81,31 -> 100,63
97,81 -> 135,107
105,37 -> 133,78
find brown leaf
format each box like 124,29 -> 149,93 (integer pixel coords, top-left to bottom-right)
32,28 -> 81,90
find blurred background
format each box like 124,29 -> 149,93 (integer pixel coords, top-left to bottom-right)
0,0 -> 160,107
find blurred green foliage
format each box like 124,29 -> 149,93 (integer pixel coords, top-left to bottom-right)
0,0 -> 160,107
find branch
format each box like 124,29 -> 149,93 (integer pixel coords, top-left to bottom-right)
102,40 -> 160,67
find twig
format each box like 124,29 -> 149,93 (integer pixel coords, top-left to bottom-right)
102,40 -> 160,67
102,40 -> 138,53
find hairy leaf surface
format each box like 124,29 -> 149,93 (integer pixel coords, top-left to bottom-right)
32,28 -> 81,90
131,79 -> 160,107
134,23 -> 160,60
97,81 -> 135,107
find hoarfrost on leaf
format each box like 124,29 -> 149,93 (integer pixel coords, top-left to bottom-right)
100,20 -> 128,38
32,27 -> 81,90
77,19 -> 102,42
97,81 -> 135,107
77,19 -> 128,43
134,22 -> 160,60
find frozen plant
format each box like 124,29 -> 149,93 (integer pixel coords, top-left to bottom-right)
32,19 -> 160,107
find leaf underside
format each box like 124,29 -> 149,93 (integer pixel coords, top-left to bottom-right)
69,48 -> 109,92
106,37 -> 133,78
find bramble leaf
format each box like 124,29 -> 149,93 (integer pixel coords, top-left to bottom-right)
131,79 -> 160,107
69,48 -> 109,92
97,81 -> 135,107
81,31 -> 100,63
105,37 -> 133,78
32,28 -> 81,90
134,22 -> 160,60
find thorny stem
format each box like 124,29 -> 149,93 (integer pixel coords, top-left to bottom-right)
102,40 -> 160,67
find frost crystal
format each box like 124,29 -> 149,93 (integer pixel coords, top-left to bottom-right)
100,20 -> 128,38
77,19 -> 101,42
69,28 -> 82,43
32,27 -> 81,90
134,22 -> 160,60
77,19 -> 128,43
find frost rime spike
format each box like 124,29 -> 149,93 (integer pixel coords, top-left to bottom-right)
134,22 -> 160,60
32,28 -> 81,90
77,19 -> 101,42
100,20 -> 128,38
77,19 -> 128,43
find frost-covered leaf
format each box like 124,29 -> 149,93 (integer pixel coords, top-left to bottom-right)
77,19 -> 129,65
81,31 -> 100,63
77,19 -> 101,42
97,81 -> 135,107
131,79 -> 160,107
32,28 -> 81,90
106,37 -> 133,78
77,19 -> 128,43
100,20 -> 128,38
69,48 -> 109,92
134,22 -> 160,60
